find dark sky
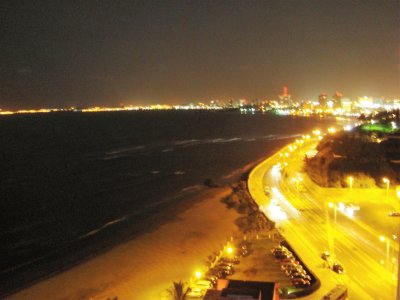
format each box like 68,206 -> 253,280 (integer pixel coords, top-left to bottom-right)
1,0 -> 399,109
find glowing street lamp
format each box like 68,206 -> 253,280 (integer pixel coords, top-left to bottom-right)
348,176 -> 354,190
327,127 -> 336,134
195,270 -> 202,280
328,202 -> 337,225
292,176 -> 303,191
379,235 -> 390,267
382,177 -> 390,196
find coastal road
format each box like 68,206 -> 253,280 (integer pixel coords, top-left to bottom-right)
249,134 -> 398,299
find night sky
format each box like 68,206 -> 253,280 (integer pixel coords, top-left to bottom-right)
1,0 -> 399,109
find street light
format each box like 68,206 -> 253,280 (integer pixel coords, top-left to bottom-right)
348,176 -> 354,190
328,127 -> 336,134
382,177 -> 390,197
328,202 -> 337,225
379,235 -> 390,267
292,176 -> 303,191
327,202 -> 338,260
195,270 -> 202,280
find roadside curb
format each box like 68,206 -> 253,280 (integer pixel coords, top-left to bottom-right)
280,240 -> 321,299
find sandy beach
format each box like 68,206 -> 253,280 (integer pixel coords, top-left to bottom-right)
8,186 -> 241,300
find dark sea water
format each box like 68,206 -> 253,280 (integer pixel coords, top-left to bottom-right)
0,110 -> 335,295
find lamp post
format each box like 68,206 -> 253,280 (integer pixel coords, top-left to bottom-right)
348,176 -> 354,191
380,235 -> 390,267
397,231 -> 400,300
327,202 -> 337,260
383,177 -> 390,198
328,202 -> 337,225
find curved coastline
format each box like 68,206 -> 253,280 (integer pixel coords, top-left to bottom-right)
5,144 -> 313,300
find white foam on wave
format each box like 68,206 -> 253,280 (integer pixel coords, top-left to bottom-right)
209,137 -> 242,143
181,184 -> 202,193
106,145 -> 145,155
273,133 -> 302,140
102,145 -> 147,160
79,215 -> 130,239
263,133 -> 302,140
263,134 -> 276,139
162,148 -> 174,152
174,139 -> 199,146
174,171 -> 186,175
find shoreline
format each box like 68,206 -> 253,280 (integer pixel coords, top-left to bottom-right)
5,151 -> 282,300
8,185 -> 243,300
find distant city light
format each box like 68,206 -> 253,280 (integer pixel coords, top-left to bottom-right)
344,125 -> 353,131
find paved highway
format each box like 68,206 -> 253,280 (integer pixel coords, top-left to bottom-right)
249,133 -> 398,299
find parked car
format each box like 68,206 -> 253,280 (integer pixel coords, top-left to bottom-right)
271,246 -> 289,253
212,264 -> 235,277
194,279 -> 212,290
290,273 -> 311,281
280,257 -> 300,264
217,262 -> 234,269
187,287 -> 204,298
281,263 -> 297,271
281,265 -> 306,274
285,267 -> 306,277
219,256 -> 240,264
332,263 -> 345,274
273,249 -> 293,259
205,276 -> 218,286
208,267 -> 232,278
291,278 -> 310,287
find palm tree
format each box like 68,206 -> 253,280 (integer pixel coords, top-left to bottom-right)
167,281 -> 191,300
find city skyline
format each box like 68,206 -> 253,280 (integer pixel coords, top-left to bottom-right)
1,0 -> 399,110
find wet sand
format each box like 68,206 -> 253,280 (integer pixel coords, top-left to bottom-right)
9,186 -> 241,300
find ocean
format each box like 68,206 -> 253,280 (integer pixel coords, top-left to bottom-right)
0,110 -> 335,296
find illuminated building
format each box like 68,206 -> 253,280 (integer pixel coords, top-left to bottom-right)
278,85 -> 292,107
318,93 -> 328,108
332,92 -> 343,109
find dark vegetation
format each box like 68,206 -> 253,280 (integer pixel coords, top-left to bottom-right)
222,181 -> 275,233
305,112 -> 400,187
167,281 -> 191,300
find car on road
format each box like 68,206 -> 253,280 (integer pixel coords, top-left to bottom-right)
388,211 -> 400,217
321,251 -> 330,261
346,203 -> 360,211
332,263 -> 345,274
264,186 -> 271,195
